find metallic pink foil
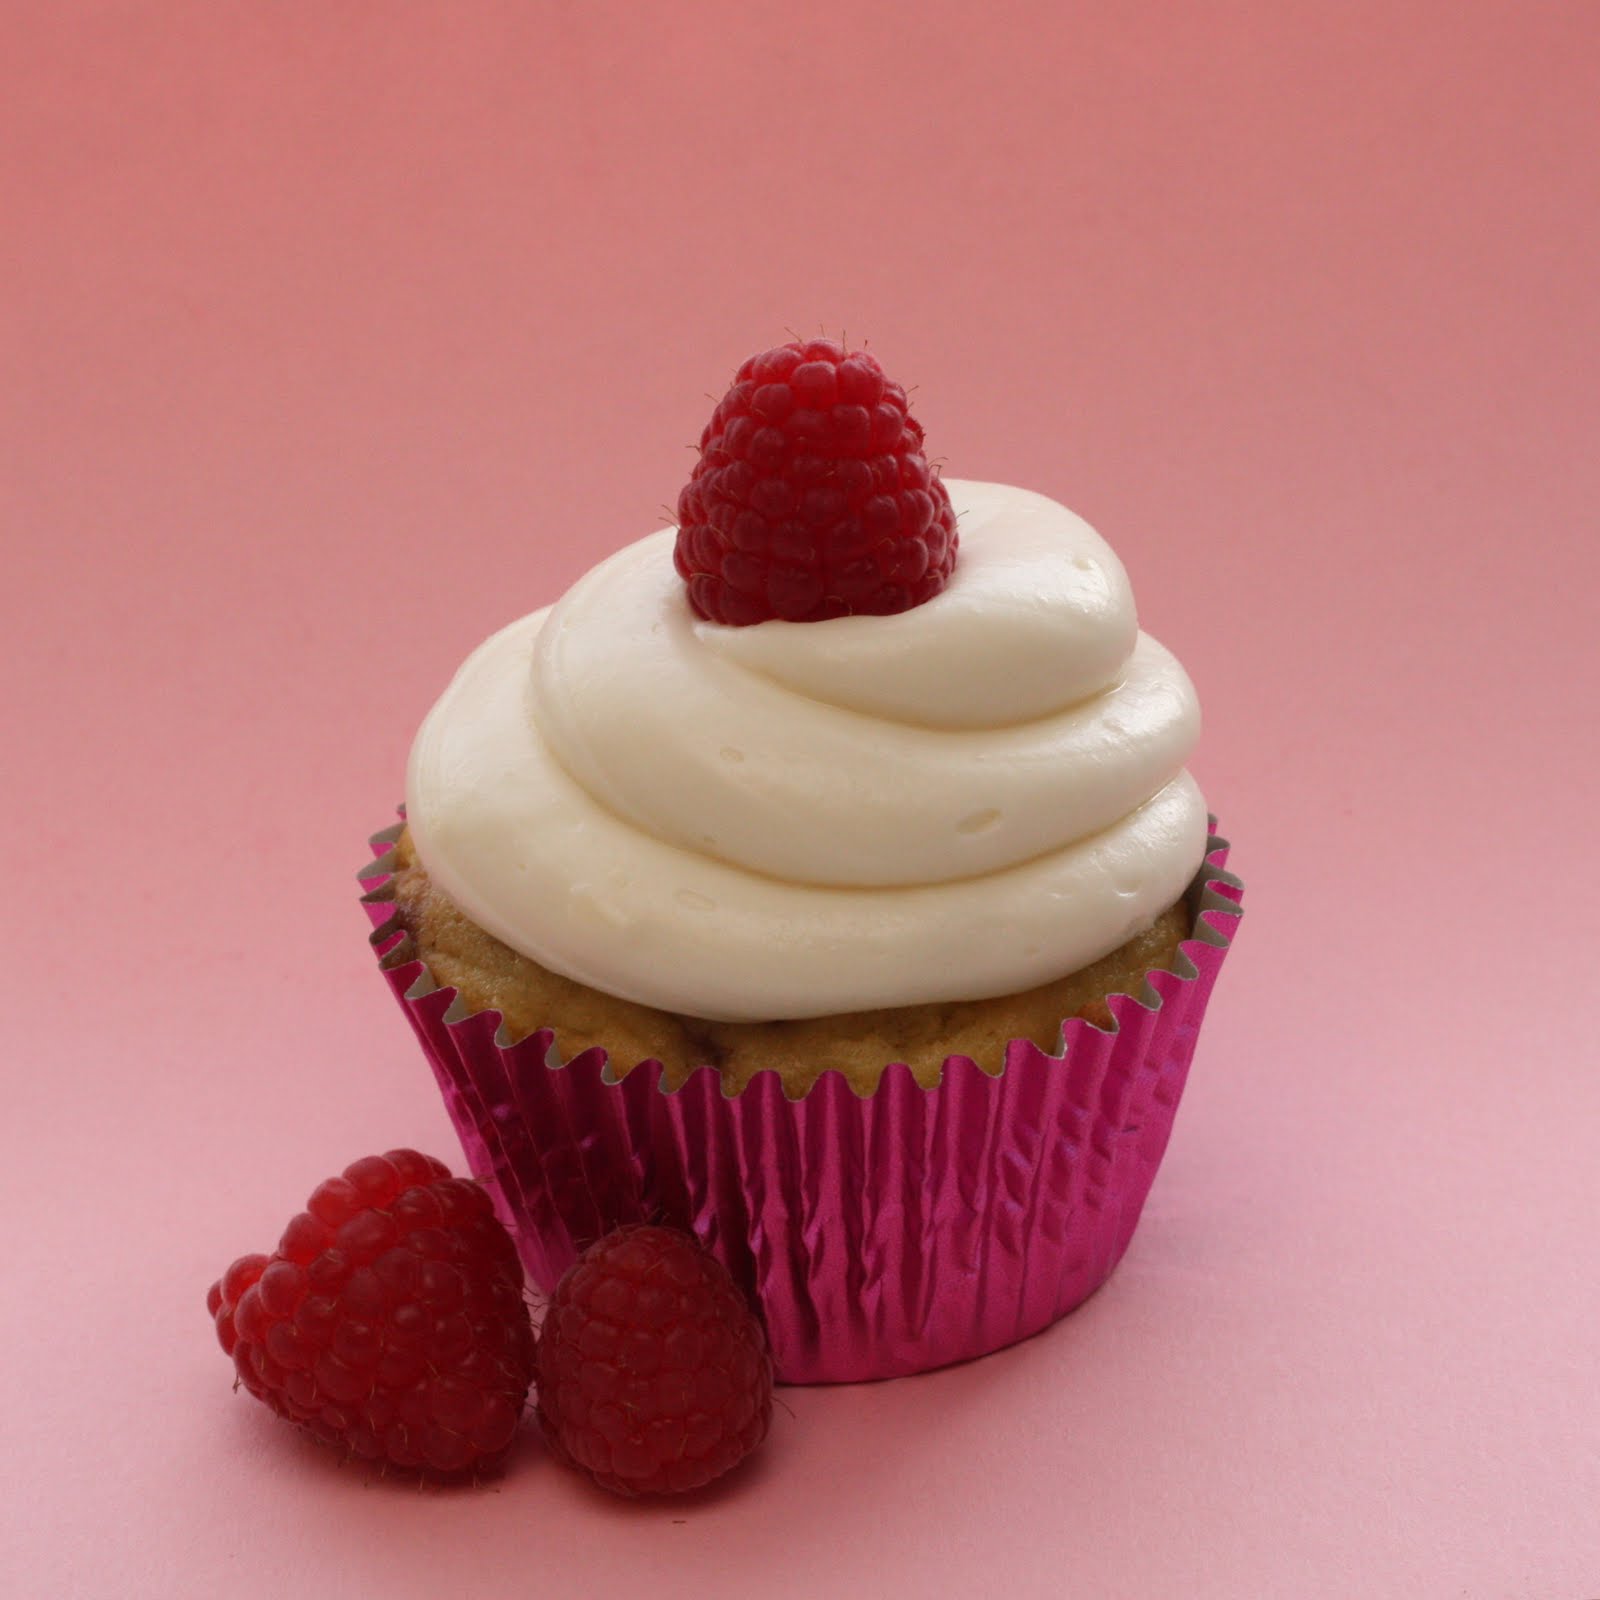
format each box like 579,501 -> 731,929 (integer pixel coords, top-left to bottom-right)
361,824 -> 1243,1384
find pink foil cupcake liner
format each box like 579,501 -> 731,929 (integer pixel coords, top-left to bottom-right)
360,822 -> 1243,1384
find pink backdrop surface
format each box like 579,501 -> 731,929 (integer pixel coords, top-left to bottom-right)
3,4 -> 1597,1596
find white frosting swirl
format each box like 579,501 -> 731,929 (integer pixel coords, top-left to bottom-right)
406,480 -> 1207,1022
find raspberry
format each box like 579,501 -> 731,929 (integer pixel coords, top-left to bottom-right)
536,1225 -> 773,1496
206,1150 -> 535,1477
673,338 -> 959,624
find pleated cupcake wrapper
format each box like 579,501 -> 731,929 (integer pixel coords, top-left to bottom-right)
360,821 -> 1243,1384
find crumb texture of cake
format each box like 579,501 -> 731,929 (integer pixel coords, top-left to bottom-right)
381,825 -> 1193,1097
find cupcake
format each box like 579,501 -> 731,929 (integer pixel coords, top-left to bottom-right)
363,338 -> 1243,1382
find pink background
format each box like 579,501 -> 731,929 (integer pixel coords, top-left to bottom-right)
4,3 -> 1597,1596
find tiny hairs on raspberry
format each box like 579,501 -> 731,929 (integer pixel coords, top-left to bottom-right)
673,338 -> 959,625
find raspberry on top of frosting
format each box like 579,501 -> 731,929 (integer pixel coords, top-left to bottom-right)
673,339 -> 959,625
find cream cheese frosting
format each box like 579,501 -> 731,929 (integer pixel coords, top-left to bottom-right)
406,480 -> 1207,1022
